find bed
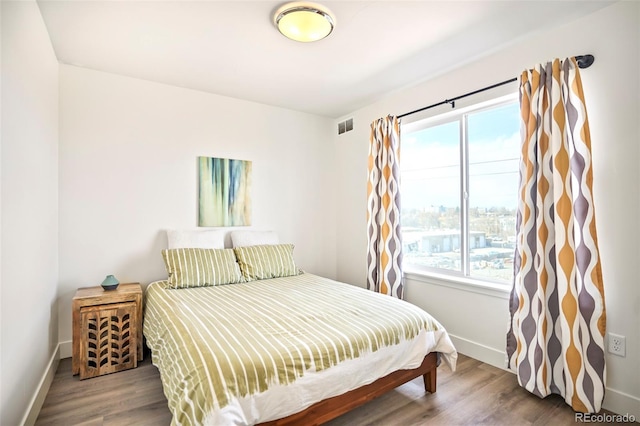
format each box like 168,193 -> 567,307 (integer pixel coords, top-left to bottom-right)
143,239 -> 457,425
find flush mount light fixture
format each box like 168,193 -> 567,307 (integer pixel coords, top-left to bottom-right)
274,2 -> 336,42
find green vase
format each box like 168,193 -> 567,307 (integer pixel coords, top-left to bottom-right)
101,274 -> 119,291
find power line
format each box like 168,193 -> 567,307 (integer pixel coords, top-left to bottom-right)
403,157 -> 519,173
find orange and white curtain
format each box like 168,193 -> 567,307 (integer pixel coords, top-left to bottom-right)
506,58 -> 606,413
367,116 -> 403,299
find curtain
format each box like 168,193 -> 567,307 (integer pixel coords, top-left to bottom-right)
367,115 -> 403,299
506,58 -> 606,413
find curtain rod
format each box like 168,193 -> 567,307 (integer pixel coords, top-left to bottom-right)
398,54 -> 595,119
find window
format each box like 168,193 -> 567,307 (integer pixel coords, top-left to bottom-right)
401,96 -> 519,284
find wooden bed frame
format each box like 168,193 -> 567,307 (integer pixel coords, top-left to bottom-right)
259,351 -> 439,426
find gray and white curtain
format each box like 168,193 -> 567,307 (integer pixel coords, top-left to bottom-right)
366,116 -> 403,299
506,58 -> 606,413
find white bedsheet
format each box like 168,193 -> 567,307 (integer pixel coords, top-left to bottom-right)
209,328 -> 456,425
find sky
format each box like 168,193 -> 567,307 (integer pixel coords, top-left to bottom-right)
401,101 -> 520,210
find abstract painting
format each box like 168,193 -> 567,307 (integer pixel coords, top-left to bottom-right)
198,156 -> 252,227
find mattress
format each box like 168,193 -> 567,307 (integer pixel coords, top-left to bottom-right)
143,273 -> 457,425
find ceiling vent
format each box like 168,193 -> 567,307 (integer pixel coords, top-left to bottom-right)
338,118 -> 353,135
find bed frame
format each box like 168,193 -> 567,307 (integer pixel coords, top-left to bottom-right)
259,351 -> 438,426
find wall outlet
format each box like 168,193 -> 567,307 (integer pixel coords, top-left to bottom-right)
608,333 -> 626,357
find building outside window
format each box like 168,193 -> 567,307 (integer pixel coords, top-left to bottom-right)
401,95 -> 520,284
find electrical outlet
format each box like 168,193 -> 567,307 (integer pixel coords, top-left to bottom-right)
608,333 -> 626,357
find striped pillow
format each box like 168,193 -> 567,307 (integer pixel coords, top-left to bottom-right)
162,248 -> 244,289
233,244 -> 299,281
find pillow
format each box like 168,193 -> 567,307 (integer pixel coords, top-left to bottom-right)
230,230 -> 279,248
166,229 -> 226,249
233,244 -> 299,281
162,248 -> 244,289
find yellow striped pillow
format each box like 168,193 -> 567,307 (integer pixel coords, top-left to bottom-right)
162,248 -> 245,289
233,244 -> 300,281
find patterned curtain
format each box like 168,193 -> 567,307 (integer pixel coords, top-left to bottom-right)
367,116 -> 403,299
506,58 -> 606,413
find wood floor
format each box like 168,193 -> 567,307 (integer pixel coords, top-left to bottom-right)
36,353 -> 626,426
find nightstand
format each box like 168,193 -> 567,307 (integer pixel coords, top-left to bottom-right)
72,282 -> 143,379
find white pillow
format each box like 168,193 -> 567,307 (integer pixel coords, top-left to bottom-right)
166,229 -> 226,249
230,230 -> 279,248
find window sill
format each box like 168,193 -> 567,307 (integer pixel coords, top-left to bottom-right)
403,267 -> 511,300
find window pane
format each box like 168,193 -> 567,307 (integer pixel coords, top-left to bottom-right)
467,103 -> 519,282
401,121 -> 461,273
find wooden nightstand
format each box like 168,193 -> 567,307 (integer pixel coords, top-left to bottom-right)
72,283 -> 143,379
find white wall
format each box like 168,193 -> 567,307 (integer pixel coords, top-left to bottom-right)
58,65 -> 337,346
334,1 -> 639,418
1,2 -> 59,425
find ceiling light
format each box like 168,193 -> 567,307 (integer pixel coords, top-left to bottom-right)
274,2 -> 336,43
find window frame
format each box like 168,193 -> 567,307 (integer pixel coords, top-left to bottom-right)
400,93 -> 519,290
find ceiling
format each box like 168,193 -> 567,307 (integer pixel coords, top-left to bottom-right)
37,1 -> 614,118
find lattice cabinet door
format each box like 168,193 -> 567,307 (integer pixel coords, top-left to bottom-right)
79,302 -> 138,380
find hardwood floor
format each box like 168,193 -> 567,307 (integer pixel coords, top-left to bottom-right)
36,353 -> 629,426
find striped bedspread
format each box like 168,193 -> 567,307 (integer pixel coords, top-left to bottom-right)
143,273 -> 457,425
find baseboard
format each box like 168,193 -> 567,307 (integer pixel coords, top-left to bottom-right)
448,333 -> 508,371
59,340 -> 72,359
20,343 -> 61,426
449,333 -> 640,419
603,388 -> 640,420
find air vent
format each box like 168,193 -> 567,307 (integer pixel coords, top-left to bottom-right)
338,118 -> 354,135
